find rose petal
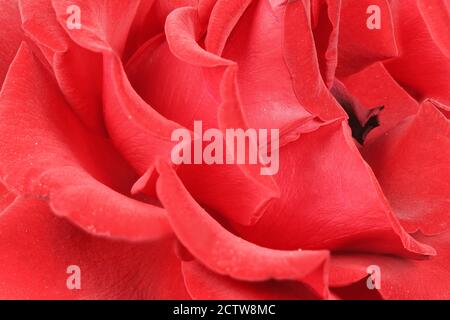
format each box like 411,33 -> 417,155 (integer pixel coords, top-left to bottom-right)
284,0 -> 347,121
182,260 -> 321,299
232,121 -> 435,257
426,99 -> 450,120
0,43 -> 171,241
311,0 -> 341,87
341,62 -> 420,142
330,231 -> 450,299
0,0 -> 23,86
126,34 -> 219,131
220,0 -> 317,131
331,279 -> 383,300
205,0 -> 253,56
123,32 -> 280,226
155,159 -> 330,297
0,182 -> 16,213
384,0 -> 450,105
123,0 -> 197,62
336,0 -> 398,77
363,102 -> 450,235
331,79 -> 384,144
127,6 -> 280,226
417,0 -> 450,58
52,0 -> 140,55
0,197 -> 188,299
103,46 -> 182,175
20,0 -> 104,133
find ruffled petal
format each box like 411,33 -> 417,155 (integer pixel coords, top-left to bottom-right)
123,0 -> 197,62
0,43 -> 171,241
336,0 -> 398,77
138,6 -> 280,226
123,31 -> 280,226
0,0 -> 23,86
20,0 -> 104,133
51,0 -> 140,55
0,197 -> 188,299
384,0 -> 450,105
182,260 -> 321,299
284,0 -> 347,121
232,121 -> 435,257
341,62 -> 419,142
155,159 -> 330,298
363,102 -> 450,235
429,99 -> 450,119
0,182 -> 16,213
103,49 -> 182,175
205,0 -> 253,56
220,0 -> 317,131
330,231 -> 450,299
416,0 -> 450,58
310,0 -> 341,87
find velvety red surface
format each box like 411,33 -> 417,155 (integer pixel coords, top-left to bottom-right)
0,0 -> 448,299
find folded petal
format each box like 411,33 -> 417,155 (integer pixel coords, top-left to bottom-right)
310,0 -> 341,87
384,0 -> 450,105
205,0 -> 253,56
331,279 -> 383,300
182,260 -> 321,299
341,62 -> 419,142
430,99 -> 450,119
125,7 -> 280,226
363,102 -> 450,235
103,47 -> 182,175
52,0 -> 140,55
155,159 -> 330,297
330,79 -> 384,144
0,182 -> 16,213
123,0 -> 197,62
119,33 -> 279,226
0,0 -> 23,86
0,197 -> 188,299
416,0 -> 450,58
20,0 -> 104,133
220,0 -> 318,131
336,0 -> 398,77
232,121 -> 435,257
284,0 -> 347,121
330,231 -> 450,299
0,43 -> 171,241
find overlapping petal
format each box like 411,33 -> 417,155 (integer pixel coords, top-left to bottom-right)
336,0 -> 398,77
138,5 -> 280,226
384,0 -> 450,105
232,121 -> 435,257
0,43 -> 171,241
341,62 -> 419,142
183,260 -> 321,299
363,102 -> 450,235
284,0 -> 347,122
155,159 -> 330,298
330,231 -> 450,300
310,0 -> 341,87
0,197 -> 188,299
0,0 -> 23,87
20,0 -> 104,133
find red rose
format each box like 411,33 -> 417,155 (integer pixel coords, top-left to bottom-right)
0,0 -> 448,300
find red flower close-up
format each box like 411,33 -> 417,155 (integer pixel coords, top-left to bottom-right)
0,0 -> 449,300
